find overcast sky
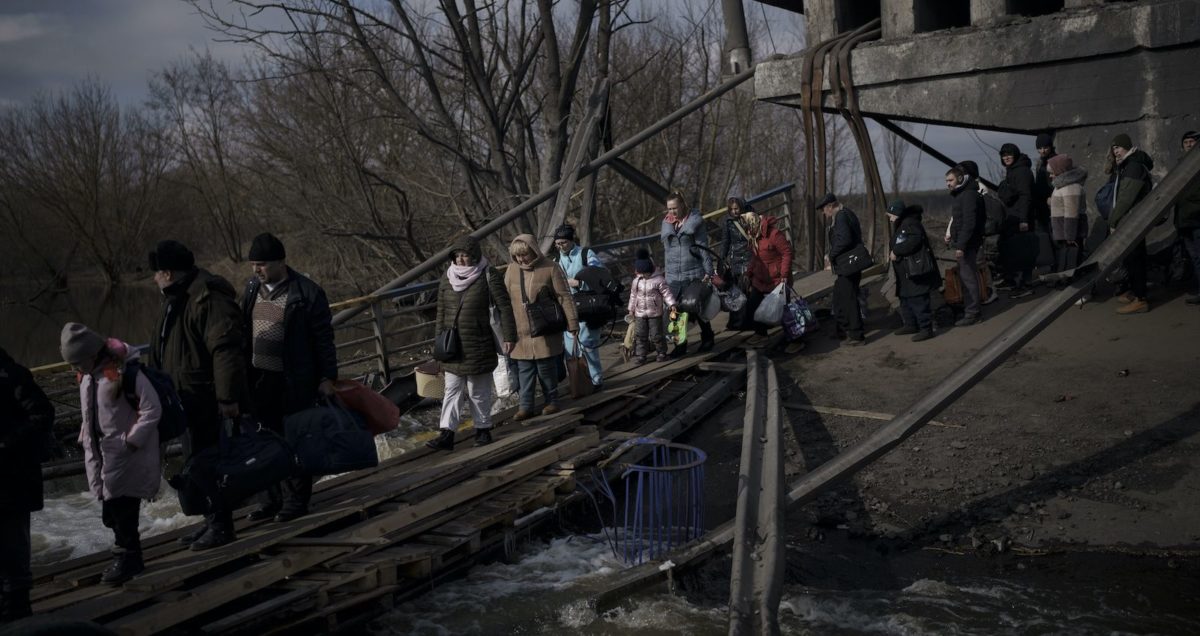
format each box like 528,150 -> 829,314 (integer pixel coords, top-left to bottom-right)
0,0 -> 1028,191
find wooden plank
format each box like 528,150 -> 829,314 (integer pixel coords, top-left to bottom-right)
200,584 -> 321,634
782,402 -> 961,428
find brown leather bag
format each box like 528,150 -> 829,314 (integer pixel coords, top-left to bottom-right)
566,339 -> 594,399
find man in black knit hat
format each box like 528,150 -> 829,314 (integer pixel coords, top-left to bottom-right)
149,239 -> 246,550
240,233 -> 337,523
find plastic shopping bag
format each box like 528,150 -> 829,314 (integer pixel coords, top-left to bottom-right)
753,283 -> 787,325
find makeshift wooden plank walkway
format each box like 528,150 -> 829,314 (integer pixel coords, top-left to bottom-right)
29,328 -> 759,635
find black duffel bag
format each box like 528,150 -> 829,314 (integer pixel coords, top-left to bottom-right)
573,291 -> 613,328
285,405 -> 379,476
676,279 -> 713,317
168,417 -> 297,514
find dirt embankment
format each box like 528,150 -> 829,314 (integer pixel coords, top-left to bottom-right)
685,275 -> 1199,558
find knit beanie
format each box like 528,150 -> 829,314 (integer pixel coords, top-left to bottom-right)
60,323 -> 105,366
148,240 -> 195,272
956,160 -> 979,179
634,248 -> 654,274
1111,133 -> 1133,150
1182,131 -> 1200,145
1035,133 -> 1054,149
999,143 -> 1020,158
248,233 -> 286,261
886,199 -> 905,216
1047,154 -> 1073,175
553,224 -> 576,241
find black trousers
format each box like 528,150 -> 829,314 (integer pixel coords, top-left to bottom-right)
833,272 -> 864,340
249,368 -> 313,514
182,401 -> 234,533
1125,240 -> 1148,299
0,512 -> 32,594
899,294 -> 932,331
101,496 -> 142,554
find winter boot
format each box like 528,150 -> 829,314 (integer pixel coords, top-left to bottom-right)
101,550 -> 144,585
425,428 -> 455,452
474,428 -> 493,447
178,522 -> 209,546
191,525 -> 235,551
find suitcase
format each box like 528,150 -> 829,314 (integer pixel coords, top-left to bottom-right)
285,405 -> 379,476
942,266 -> 992,307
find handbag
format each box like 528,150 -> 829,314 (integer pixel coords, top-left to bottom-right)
904,245 -> 936,279
833,244 -> 874,276
519,269 -> 568,337
566,339 -> 594,399
285,404 -> 378,476
433,276 -> 481,362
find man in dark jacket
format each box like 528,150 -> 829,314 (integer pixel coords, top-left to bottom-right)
998,143 -> 1037,298
820,193 -> 866,345
1175,131 -> 1200,305
947,166 -> 987,326
1108,134 -> 1156,314
888,202 -> 940,341
239,233 -> 338,523
0,348 -> 55,622
149,240 -> 246,550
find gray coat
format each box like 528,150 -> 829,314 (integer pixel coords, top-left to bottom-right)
661,209 -> 713,284
78,348 -> 162,501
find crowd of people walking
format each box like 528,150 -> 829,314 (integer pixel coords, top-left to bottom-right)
2,127 -> 1197,622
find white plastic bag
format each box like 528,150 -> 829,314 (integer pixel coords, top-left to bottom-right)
492,354 -> 513,398
753,283 -> 787,325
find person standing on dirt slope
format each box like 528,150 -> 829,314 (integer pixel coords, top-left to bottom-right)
62,324 -> 164,586
998,143 -> 1037,299
947,165 -> 988,327
820,193 -> 866,345
661,191 -> 715,357
1048,154 -> 1089,274
1034,133 -> 1057,235
0,348 -> 54,622
1107,134 -> 1157,315
888,201 -> 940,342
148,239 -> 246,551
1173,131 -> 1200,305
239,233 -> 338,523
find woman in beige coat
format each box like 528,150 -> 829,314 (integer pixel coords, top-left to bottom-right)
505,235 -> 579,420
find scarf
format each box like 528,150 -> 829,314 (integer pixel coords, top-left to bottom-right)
448,256 -> 489,292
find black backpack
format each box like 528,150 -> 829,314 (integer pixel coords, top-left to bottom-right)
122,360 -> 188,442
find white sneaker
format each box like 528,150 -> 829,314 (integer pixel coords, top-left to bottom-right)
1075,296 -> 1089,306
983,288 -> 999,305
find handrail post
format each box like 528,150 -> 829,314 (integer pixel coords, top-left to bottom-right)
781,186 -> 797,250
370,300 -> 391,382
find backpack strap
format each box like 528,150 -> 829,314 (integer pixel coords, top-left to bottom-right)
121,360 -> 142,408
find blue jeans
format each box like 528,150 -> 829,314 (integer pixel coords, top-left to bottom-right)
516,358 -> 559,413
564,323 -> 602,385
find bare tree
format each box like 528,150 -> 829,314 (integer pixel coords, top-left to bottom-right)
150,50 -> 250,262
0,80 -> 170,287
881,122 -> 916,199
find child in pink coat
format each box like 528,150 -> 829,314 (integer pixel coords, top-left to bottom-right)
626,250 -> 677,363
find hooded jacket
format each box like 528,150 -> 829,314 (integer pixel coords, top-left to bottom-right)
661,208 -> 713,284
0,348 -> 55,513
721,198 -> 753,277
745,215 -> 794,293
436,236 -> 518,376
150,268 -> 246,431
504,234 -> 579,360
1001,153 -> 1035,228
78,342 -> 163,501
240,267 -> 338,414
890,206 -> 940,298
949,176 -> 986,251
1050,166 -> 1089,242
627,271 -> 677,319
1110,149 -> 1154,228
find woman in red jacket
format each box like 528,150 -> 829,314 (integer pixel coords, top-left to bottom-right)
742,212 -> 794,339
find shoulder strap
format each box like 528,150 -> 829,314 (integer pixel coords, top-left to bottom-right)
518,267 -> 531,304
452,274 -> 483,327
122,361 -> 142,407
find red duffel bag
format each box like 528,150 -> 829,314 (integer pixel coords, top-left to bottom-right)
333,379 -> 399,436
